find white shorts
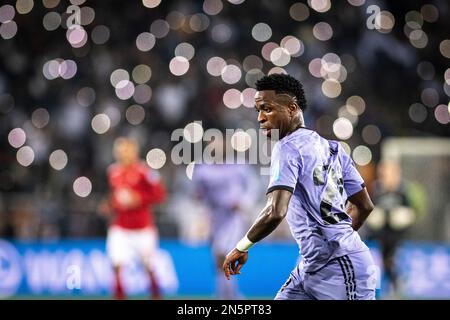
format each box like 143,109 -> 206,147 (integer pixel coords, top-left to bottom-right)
106,225 -> 158,270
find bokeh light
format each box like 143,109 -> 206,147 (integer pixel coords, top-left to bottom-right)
126,105 -> 146,125
203,0 -> 223,16
91,25 -> 110,45
183,122 -> 204,143
43,0 -> 59,8
16,146 -> 34,167
0,5 -> 15,23
73,176 -> 92,198
115,80 -> 135,100
421,4 -> 439,23
150,19 -> 170,38
8,128 -> 26,148
439,40 -> 450,59
352,145 -> 372,166
321,80 -> 341,98
270,48 -> 291,67
417,61 -> 435,80
169,56 -> 190,76
43,12 -> 61,31
136,32 -> 156,51
142,0 -> 161,8
166,11 -> 185,30
79,7 -> 95,26
339,141 -> 351,155
110,69 -> 129,87
434,104 -> 450,125
347,0 -> 365,6
421,88 -> 439,108
0,21 -> 18,39
207,56 -> 226,77
409,29 -> 428,49
362,125 -> 381,145
251,23 -> 272,42
338,105 -> 358,125
175,42 -> 195,60
66,27 -> 88,48
31,108 -> 50,129
241,88 -> 257,108
245,68 -> 264,87
221,65 -> 242,84
375,10 -> 395,34
231,131 -> 252,152
211,23 -> 232,43
445,68 -> 450,86
281,36 -> 303,57
76,87 -> 96,107
132,64 -> 152,84
59,60 -> 78,79
308,0 -> 331,13
243,55 -> 263,72
186,162 -> 195,180
190,14 -> 210,32
223,89 -> 242,109
346,96 -> 366,115
313,22 -> 333,41
133,84 -> 152,104
146,148 -> 166,169
268,67 -> 287,75
91,114 -> 111,134
16,0 -> 34,15
49,149 -> 68,171
333,117 -> 353,140
409,103 -> 427,123
261,42 -> 278,61
289,2 -> 309,22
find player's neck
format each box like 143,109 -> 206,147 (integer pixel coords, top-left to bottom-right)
283,119 -> 305,138
119,160 -> 137,168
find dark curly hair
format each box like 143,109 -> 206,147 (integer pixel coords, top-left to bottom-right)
255,74 -> 307,111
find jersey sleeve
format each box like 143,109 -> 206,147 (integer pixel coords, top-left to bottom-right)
140,164 -> 166,205
339,144 -> 366,197
267,142 -> 301,194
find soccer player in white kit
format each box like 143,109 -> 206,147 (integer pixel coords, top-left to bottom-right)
223,74 -> 378,300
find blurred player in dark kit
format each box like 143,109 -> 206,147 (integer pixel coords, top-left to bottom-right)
193,136 -> 257,299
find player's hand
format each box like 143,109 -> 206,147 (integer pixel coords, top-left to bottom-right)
98,199 -> 112,218
222,248 -> 248,280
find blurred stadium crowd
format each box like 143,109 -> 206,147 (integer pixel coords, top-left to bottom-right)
0,0 -> 449,243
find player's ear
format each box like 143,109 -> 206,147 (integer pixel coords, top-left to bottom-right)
287,102 -> 298,116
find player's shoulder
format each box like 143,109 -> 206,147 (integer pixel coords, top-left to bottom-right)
107,163 -> 120,174
136,160 -> 151,174
278,128 -> 317,154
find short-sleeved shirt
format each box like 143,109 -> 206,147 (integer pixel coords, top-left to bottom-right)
108,161 -> 166,229
268,128 -> 369,272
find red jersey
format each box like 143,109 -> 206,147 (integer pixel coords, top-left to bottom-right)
107,161 -> 166,229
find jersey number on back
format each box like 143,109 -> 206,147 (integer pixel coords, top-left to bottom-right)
313,164 -> 347,224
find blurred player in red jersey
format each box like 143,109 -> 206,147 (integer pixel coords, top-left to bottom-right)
101,137 -> 166,300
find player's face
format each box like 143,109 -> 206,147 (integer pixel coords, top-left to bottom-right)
255,90 -> 293,138
114,139 -> 139,165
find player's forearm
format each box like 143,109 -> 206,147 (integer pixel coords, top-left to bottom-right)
348,204 -> 372,231
246,203 -> 286,242
235,190 -> 291,252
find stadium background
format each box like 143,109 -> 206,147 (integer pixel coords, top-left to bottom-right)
0,0 -> 449,299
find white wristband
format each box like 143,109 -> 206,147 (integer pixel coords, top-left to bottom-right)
236,235 -> 254,252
